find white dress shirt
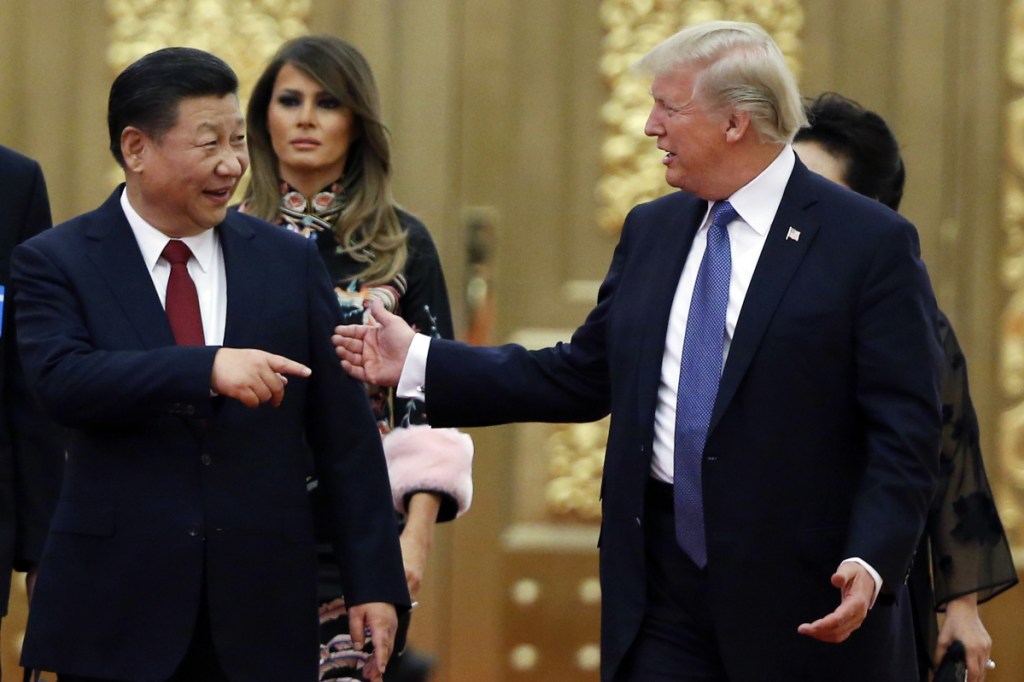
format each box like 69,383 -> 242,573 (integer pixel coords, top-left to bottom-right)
120,189 -> 227,345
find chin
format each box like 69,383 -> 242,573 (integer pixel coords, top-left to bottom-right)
202,209 -> 228,228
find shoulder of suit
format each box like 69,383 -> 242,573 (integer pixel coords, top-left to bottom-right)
798,169 -> 915,239
223,209 -> 313,250
0,145 -> 40,175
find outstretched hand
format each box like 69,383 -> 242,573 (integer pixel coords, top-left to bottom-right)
333,299 -> 415,387
797,561 -> 873,643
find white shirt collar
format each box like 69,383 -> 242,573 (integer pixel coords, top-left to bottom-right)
119,187 -> 217,273
712,145 -> 795,235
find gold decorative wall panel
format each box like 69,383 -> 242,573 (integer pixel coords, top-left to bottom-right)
597,0 -> 804,234
545,419 -> 608,521
999,0 -> 1024,549
107,0 -> 310,105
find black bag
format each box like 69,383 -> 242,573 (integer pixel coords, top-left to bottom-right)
933,640 -> 968,682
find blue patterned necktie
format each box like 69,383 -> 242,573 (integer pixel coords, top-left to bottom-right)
674,200 -> 737,568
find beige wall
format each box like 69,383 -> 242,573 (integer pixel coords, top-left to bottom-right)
2,1 -> 1020,680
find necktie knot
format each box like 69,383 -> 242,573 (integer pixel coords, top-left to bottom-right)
710,200 -> 738,232
162,240 -> 194,266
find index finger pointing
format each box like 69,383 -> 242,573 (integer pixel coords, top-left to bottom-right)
267,354 -> 312,378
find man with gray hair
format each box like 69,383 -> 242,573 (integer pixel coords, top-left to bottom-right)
335,20 -> 942,681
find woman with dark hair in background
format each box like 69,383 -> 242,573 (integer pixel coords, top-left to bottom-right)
242,35 -> 473,681
794,92 -> 1018,682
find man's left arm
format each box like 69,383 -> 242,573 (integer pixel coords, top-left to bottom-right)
301,241 -> 409,668
801,217 -> 943,642
798,215 -> 942,638
846,217 -> 942,587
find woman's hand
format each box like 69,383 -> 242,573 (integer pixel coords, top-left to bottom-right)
935,593 -> 992,682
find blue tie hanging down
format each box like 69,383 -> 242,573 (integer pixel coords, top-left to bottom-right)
673,200 -> 737,568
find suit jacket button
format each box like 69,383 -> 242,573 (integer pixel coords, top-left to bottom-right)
201,453 -> 212,466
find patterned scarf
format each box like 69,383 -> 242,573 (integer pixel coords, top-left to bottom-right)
278,181 -> 343,236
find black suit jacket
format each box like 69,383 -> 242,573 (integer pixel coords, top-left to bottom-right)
12,188 -> 409,681
421,161 -> 943,681
0,146 -> 64,618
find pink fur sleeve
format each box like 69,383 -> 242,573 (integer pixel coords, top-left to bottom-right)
383,424 -> 474,518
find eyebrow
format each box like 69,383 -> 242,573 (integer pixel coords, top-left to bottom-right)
194,116 -> 245,134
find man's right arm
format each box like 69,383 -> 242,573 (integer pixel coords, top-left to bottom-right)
12,237 -> 221,426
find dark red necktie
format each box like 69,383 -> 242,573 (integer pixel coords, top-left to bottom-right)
161,240 -> 205,346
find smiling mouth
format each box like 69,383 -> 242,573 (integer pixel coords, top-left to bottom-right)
204,187 -> 234,202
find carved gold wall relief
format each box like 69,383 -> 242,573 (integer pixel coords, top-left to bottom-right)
546,419 -> 609,521
107,0 -> 310,84
597,0 -> 804,235
546,1 -> 804,521
999,1 -> 1024,548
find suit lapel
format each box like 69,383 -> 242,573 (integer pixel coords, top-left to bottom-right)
218,214 -> 263,347
85,188 -> 175,349
708,164 -> 820,434
634,196 -> 707,435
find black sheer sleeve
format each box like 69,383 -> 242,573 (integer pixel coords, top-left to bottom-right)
928,312 -> 1018,609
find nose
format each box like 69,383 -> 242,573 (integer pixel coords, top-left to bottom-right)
216,147 -> 247,178
297,99 -> 316,127
644,107 -> 663,137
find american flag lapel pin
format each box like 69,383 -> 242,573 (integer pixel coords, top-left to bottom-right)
786,227 -> 801,242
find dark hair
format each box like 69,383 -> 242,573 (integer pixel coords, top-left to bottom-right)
108,47 -> 239,167
243,35 -> 405,284
794,92 -> 905,211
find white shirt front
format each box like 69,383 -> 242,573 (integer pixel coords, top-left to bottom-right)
120,188 -> 227,346
649,146 -> 794,482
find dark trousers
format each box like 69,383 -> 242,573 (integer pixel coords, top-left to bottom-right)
614,479 -> 729,682
57,580 -> 227,682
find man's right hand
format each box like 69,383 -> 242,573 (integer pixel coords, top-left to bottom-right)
333,299 -> 414,387
211,348 -> 311,408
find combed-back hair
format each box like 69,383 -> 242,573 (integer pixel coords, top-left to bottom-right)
108,47 -> 239,167
635,21 -> 807,144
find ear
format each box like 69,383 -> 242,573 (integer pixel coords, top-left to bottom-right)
121,126 -> 148,173
724,109 -> 752,143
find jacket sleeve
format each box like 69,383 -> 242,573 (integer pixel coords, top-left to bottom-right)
845,219 -> 944,589
301,240 -> 409,609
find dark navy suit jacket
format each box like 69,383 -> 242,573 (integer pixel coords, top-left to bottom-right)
0,146 -> 64,619
12,187 -> 408,681
422,160 -> 943,681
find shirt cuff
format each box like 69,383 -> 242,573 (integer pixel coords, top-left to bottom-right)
396,333 -> 431,400
841,557 -> 882,607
